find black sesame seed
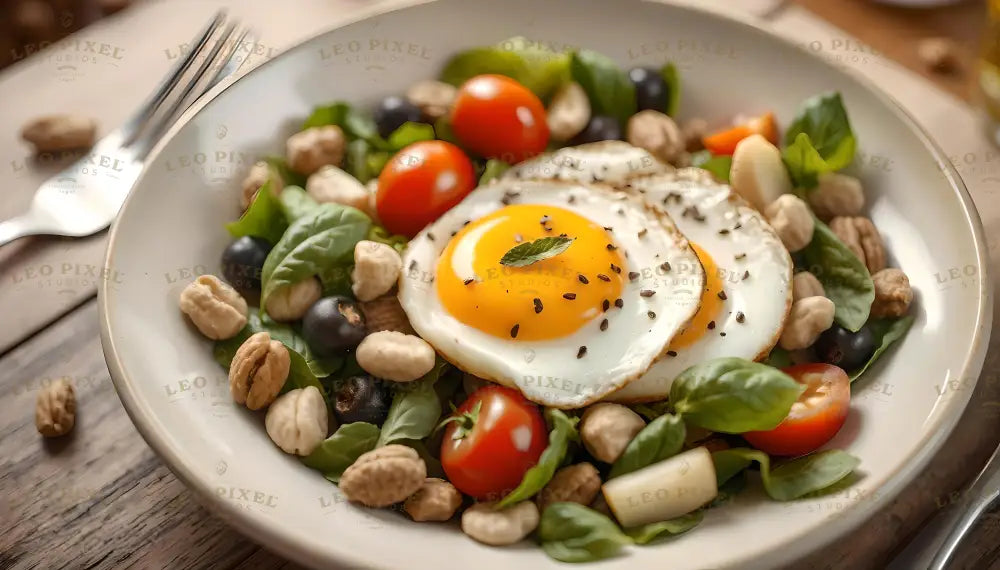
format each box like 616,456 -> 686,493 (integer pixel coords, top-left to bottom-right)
736,311 -> 745,323
543,225 -> 553,232
638,228 -> 648,238
614,298 -> 624,309
463,278 -> 474,285
743,270 -> 750,280
603,226 -> 614,232
640,289 -> 655,297
427,232 -> 435,241
708,320 -> 716,330
540,215 -> 551,224
667,350 -> 677,357
610,263 -> 621,274
563,293 -> 577,300
577,346 -> 587,358
735,253 -> 746,260
628,271 -> 640,281
606,243 -> 617,251
578,274 -> 590,284
720,332 -> 727,337
510,324 -> 519,338
450,231 -> 457,237
533,298 -> 543,313
463,220 -> 471,226
734,222 -> 743,230
718,290 -> 728,300
409,260 -> 417,271
558,233 -> 568,238
600,318 -> 608,331
567,195 -> 576,204
660,262 -> 671,272
602,299 -> 610,311
616,208 -> 624,216
647,311 -> 656,319
597,273 -> 611,282
718,229 -> 730,235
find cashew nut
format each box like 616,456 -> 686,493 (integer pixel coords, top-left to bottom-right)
579,403 -> 646,463
35,377 -> 76,437
404,478 -> 463,522
681,118 -> 708,152
21,114 -> 97,153
240,161 -> 284,211
461,501 -> 539,546
536,462 -> 601,513
406,80 -> 457,121
339,444 -> 427,507
778,296 -> 835,351
287,125 -> 346,175
356,331 -> 436,383
179,275 -> 249,340
808,173 -> 864,220
351,240 -> 403,302
730,134 -> 792,212
829,216 -> 886,274
305,165 -> 374,217
265,278 -> 322,322
360,294 -> 416,335
871,268 -> 913,318
264,386 -> 328,456
626,110 -> 685,165
792,271 -> 825,301
764,194 -> 815,253
547,82 -> 591,142
229,332 -> 290,410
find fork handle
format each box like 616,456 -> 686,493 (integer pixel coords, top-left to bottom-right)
0,215 -> 46,247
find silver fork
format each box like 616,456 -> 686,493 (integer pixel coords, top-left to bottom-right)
0,10 -> 254,247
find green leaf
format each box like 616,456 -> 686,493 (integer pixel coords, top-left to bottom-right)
212,309 -> 341,378
278,185 -> 319,223
301,422 -> 380,482
849,316 -> 914,382
376,359 -> 449,447
316,263 -> 355,298
708,470 -> 747,508
499,236 -> 575,267
366,151 -> 390,178
478,159 -> 510,186
262,156 -> 306,188
660,62 -> 680,117
259,203 -> 371,308
608,413 -> 685,479
712,448 -> 755,487
625,511 -> 702,545
281,348 -> 330,403
670,357 -> 805,433
781,132 -> 832,190
439,38 -> 570,101
784,92 -> 856,174
345,138 -> 374,184
690,150 -> 732,183
631,400 -> 673,421
539,503 -> 632,563
386,122 -> 436,150
433,116 -> 461,146
396,438 -> 446,479
366,225 -> 408,254
762,346 -> 793,368
800,218 -> 875,331
570,50 -> 636,127
711,448 -> 860,501
302,101 -> 379,141
225,181 -> 287,244
496,409 -> 580,508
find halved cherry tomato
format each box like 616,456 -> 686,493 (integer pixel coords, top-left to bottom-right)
702,112 -> 778,156
440,385 -> 548,500
450,74 -> 549,164
375,140 -> 476,237
743,363 -> 851,457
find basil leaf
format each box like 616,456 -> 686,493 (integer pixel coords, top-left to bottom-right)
690,150 -> 732,183
500,236 -> 575,267
712,448 -> 859,501
800,218 -> 874,332
367,225 -> 408,254
625,511 -> 702,545
711,448 -> 756,487
440,38 -> 570,101
784,92 -> 856,175
496,409 -> 580,508
263,156 -> 306,188
849,316 -> 914,381
762,346 -> 792,368
478,159 -> 510,185
708,470 -> 747,508
260,203 -> 371,308
281,348 -> 329,402
386,122 -> 435,150
433,116 -> 461,146
661,62 -> 680,117
212,309 -> 340,378
631,400 -> 673,421
301,422 -> 380,482
670,357 -> 805,433
608,413 -> 685,479
316,264 -> 354,298
302,101 -> 378,141
782,132 -> 831,189
570,50 -> 636,127
225,181 -> 287,244
376,359 -> 449,447
345,138 -> 373,184
539,503 -> 632,563
279,185 -> 319,222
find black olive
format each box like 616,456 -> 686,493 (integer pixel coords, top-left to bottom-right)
332,375 -> 392,426
220,236 -> 271,295
302,296 -> 367,357
813,324 -> 876,371
373,96 -> 424,139
570,115 -> 623,145
628,67 -> 669,112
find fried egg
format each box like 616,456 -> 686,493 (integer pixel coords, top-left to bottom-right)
397,178 -> 705,408
504,140 -> 672,186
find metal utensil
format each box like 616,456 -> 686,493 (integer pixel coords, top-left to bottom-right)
0,10 -> 253,247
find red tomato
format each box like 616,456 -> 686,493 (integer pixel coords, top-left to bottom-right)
375,140 -> 476,237
702,112 -> 779,155
743,363 -> 851,457
440,385 -> 548,500
449,74 -> 549,164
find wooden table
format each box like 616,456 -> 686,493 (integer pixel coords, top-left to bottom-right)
1,1 -> 998,569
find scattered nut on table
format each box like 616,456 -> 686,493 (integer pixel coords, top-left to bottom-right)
240,161 -> 284,210
35,377 -> 76,437
792,271 -> 825,302
808,173 -> 864,220
918,37 -> 961,74
461,501 -> 539,546
579,403 -> 646,463
287,125 -> 346,175
404,478 -> 464,522
351,240 -> 403,302
829,216 -> 886,274
264,385 -> 328,456
406,80 -> 457,121
306,165 -> 374,217
765,194 -> 814,253
179,275 -> 248,340
229,332 -> 290,410
536,463 -> 601,513
360,294 -> 415,335
779,296 -> 835,351
681,118 -> 708,152
546,82 -> 591,142
871,268 -> 913,318
265,277 -> 322,322
21,114 -> 97,153
339,444 -> 427,508
356,331 -> 436,383
626,109 -> 685,165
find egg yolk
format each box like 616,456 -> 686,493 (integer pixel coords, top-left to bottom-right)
436,204 -> 625,341
668,242 -> 725,349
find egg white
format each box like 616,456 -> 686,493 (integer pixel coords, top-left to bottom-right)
504,140 -> 672,187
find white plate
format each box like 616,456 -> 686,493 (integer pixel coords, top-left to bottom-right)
99,0 -> 992,568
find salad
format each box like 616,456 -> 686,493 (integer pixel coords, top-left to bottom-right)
177,37 -> 915,563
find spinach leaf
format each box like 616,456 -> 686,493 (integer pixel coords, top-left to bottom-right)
762,346 -> 793,368
279,185 -> 319,222
263,156 -> 306,188
386,122 -> 436,150
440,38 -> 570,101
212,309 -> 342,378
850,316 -> 914,381
301,422 -> 380,482
225,181 -> 287,244
280,348 -> 330,403
631,400 -> 673,421
302,101 -> 378,141
661,62 -> 680,117
570,50 -> 636,127
800,218 -> 874,332
539,503 -> 632,563
497,409 -> 580,508
345,138 -> 374,184
259,203 -> 371,308
608,413 -> 685,479
712,448 -> 859,501
367,225 -> 408,254
670,357 -> 805,433
625,511 -> 701,545
376,359 -> 449,447
478,159 -> 510,185
784,92 -> 856,175
690,150 -> 732,183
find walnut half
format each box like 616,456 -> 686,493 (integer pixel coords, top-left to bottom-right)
229,332 -> 290,410
36,378 -> 76,437
829,216 -> 886,275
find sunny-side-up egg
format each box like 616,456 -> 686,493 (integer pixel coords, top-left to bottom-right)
605,168 -> 794,402
397,178 -> 705,408
504,140 -> 673,186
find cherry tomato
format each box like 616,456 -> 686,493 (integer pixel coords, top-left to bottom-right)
440,385 -> 548,500
375,140 -> 476,237
702,112 -> 779,155
449,74 -> 549,164
743,363 -> 851,457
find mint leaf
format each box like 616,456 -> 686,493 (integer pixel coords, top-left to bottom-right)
500,236 -> 575,267
850,316 -> 914,382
